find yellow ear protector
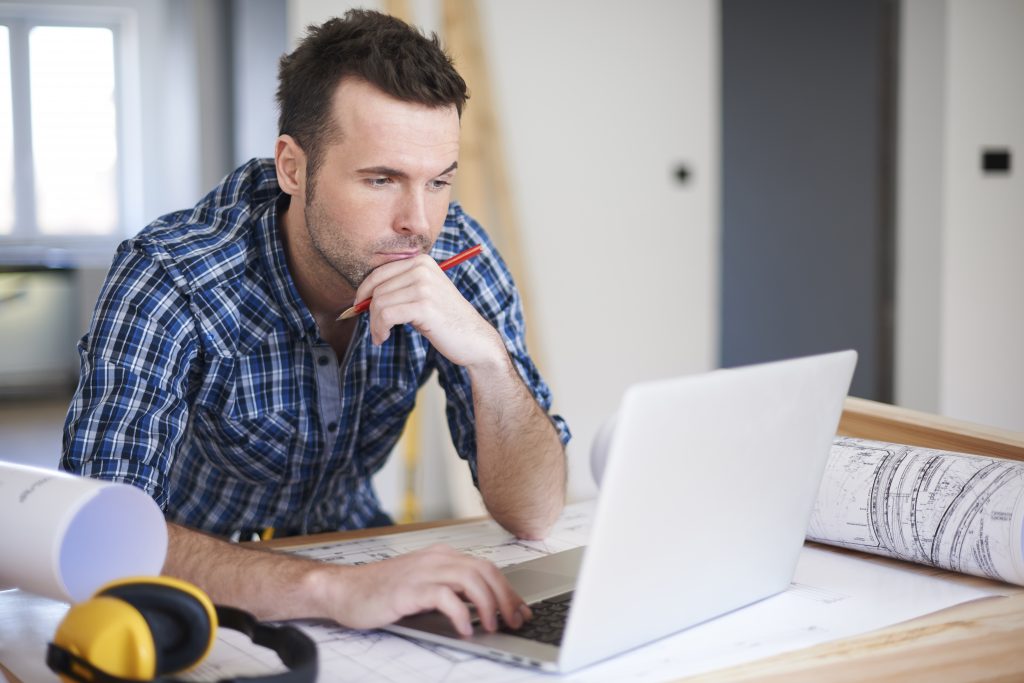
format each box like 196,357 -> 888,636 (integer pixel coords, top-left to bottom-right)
46,576 -> 317,682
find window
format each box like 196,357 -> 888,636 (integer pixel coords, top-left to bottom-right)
30,26 -> 118,235
1,10 -> 130,245
0,26 -> 13,235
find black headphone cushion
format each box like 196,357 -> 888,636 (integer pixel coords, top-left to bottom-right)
99,581 -> 214,675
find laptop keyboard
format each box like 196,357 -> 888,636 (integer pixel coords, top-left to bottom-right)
500,592 -> 573,645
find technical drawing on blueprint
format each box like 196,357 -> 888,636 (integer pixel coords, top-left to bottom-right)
285,501 -> 593,569
807,437 -> 1024,585
177,504 -> 596,683
171,494 -> 1002,683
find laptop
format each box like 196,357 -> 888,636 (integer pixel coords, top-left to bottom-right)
385,350 -> 857,673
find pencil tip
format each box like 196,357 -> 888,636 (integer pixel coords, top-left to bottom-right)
336,307 -> 356,321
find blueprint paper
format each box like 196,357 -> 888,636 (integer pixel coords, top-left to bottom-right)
8,436 -> 1021,682
182,501 -> 997,683
284,504 -> 592,568
0,502 -> 1002,683
808,437 -> 1024,586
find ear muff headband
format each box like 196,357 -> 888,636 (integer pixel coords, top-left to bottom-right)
99,577 -> 216,675
47,577 -> 317,683
215,605 -> 319,681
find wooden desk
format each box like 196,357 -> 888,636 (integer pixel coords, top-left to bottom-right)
271,398 -> 1024,682
4,399 -> 1023,682
695,398 -> 1024,681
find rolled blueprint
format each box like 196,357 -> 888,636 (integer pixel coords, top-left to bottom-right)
0,461 -> 167,602
590,412 -> 618,487
808,437 -> 1024,586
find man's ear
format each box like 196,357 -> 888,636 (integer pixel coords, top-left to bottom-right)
275,135 -> 306,198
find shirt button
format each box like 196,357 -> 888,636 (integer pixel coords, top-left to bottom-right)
318,355 -> 329,366
327,422 -> 338,433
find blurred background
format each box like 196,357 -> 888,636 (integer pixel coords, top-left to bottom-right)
0,0 -> 1020,522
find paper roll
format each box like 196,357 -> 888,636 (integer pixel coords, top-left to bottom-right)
0,461 -> 167,603
590,412 -> 618,488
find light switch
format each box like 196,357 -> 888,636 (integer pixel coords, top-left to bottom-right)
981,148 -> 1011,174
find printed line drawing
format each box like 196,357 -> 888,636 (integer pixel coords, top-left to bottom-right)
807,437 -> 1024,585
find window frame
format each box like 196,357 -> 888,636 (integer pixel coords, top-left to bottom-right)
0,2 -> 141,256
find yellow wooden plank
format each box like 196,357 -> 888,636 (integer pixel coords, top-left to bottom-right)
442,0 -> 546,371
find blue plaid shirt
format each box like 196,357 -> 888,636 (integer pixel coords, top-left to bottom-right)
61,158 -> 570,537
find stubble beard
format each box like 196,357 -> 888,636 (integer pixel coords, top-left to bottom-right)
305,192 -> 369,290
304,189 -> 435,291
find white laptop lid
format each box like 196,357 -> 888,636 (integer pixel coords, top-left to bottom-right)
558,350 -> 856,671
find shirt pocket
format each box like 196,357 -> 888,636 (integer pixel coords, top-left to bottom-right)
190,407 -> 299,484
361,379 -> 417,425
355,380 -> 417,473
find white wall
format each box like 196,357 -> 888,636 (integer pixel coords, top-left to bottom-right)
896,0 -> 944,416
479,1 -> 719,501
898,0 -> 1024,431
288,0 -> 720,513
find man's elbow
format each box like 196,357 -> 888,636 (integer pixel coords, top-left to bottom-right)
501,500 -> 565,541
512,522 -> 554,542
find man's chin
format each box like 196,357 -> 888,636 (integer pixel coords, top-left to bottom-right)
321,259 -> 365,291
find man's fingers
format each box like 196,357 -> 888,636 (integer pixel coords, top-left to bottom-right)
360,262 -> 450,344
445,571 -> 499,632
437,554 -> 525,632
361,266 -> 426,303
354,253 -> 437,303
342,545 -> 528,637
419,547 -> 526,632
428,585 -> 474,637
369,283 -> 434,322
368,301 -> 424,344
473,559 -> 527,630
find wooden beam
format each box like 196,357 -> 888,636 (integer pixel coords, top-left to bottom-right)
441,0 -> 546,370
382,0 -> 412,23
839,397 -> 1024,461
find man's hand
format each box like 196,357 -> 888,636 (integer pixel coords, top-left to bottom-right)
321,543 -> 530,635
353,251 -> 567,540
354,254 -> 505,368
165,524 -> 530,636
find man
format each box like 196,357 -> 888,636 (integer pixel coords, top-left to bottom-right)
62,10 -> 569,637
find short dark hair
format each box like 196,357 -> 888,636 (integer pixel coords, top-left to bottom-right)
276,10 -> 468,181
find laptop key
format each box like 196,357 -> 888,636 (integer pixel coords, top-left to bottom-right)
500,593 -> 573,645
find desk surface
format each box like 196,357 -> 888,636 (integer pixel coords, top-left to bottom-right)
4,399 -> 1023,682
269,398 -> 1024,682
693,560 -> 1024,682
4,543 -> 1022,683
265,529 -> 1024,683
712,398 -> 1024,681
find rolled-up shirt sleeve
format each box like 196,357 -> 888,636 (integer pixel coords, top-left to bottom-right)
433,214 -> 571,486
61,243 -> 200,509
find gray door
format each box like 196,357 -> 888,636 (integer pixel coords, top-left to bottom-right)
721,0 -> 896,401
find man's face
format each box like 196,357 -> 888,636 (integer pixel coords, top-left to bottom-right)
302,78 -> 460,290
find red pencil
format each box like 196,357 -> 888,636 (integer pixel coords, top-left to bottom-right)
336,244 -> 483,321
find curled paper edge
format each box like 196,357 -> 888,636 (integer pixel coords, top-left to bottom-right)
590,412 -> 618,488
0,462 -> 167,603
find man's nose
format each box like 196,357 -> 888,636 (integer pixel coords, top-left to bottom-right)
395,188 -> 431,237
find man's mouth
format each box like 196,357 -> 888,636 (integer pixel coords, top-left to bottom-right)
377,250 -> 422,263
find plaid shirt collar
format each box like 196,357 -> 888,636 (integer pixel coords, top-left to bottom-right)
248,168 -> 319,341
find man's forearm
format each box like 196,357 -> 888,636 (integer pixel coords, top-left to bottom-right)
163,522 -> 335,621
469,355 -> 567,540
163,521 -> 532,635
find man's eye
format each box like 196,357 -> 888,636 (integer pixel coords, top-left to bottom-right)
368,177 -> 392,188
429,179 -> 451,191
